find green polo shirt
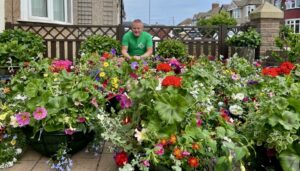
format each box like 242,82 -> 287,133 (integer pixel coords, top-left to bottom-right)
122,31 -> 153,56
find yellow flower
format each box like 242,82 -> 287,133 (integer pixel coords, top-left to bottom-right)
103,62 -> 109,67
11,139 -> 16,145
99,72 -> 106,77
112,77 -> 119,84
43,73 -> 48,77
113,83 -> 119,88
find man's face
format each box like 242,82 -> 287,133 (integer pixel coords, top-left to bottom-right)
132,22 -> 143,37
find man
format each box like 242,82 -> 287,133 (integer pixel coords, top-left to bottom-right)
121,19 -> 153,60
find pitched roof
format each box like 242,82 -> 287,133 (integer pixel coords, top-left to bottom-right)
233,0 -> 263,7
178,18 -> 193,26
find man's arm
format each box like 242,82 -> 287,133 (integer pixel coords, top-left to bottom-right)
140,47 -> 153,59
121,46 -> 131,60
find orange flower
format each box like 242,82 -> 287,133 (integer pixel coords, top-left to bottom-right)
188,157 -> 199,168
173,147 -> 183,159
169,135 -> 177,145
3,87 -> 10,94
192,143 -> 200,150
160,138 -> 168,146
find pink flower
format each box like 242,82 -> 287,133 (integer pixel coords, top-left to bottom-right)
142,160 -> 150,167
231,74 -> 240,80
33,107 -> 47,120
91,97 -> 99,108
16,112 -> 30,127
78,117 -> 86,123
51,60 -> 73,72
154,144 -> 164,155
182,151 -> 190,156
196,119 -> 203,127
64,128 -> 75,135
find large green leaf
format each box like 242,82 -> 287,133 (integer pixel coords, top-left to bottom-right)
154,92 -> 189,124
24,79 -> 43,97
72,91 -> 89,102
279,144 -> 300,171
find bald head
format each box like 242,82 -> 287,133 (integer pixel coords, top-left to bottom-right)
131,19 -> 144,37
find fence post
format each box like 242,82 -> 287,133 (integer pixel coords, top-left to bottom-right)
219,25 -> 228,59
5,22 -> 13,30
117,24 -> 125,41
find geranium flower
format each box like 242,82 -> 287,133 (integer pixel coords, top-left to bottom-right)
51,60 -> 72,72
262,67 -> 281,77
173,147 -> 183,159
15,112 -> 30,127
156,63 -> 172,72
33,107 -> 47,120
279,61 -> 295,75
169,135 -> 177,144
161,76 -> 182,87
114,151 -> 128,167
188,157 -> 199,168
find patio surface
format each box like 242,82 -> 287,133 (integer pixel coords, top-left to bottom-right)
2,142 -> 117,171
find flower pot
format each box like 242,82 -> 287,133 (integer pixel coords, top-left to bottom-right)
149,165 -> 172,171
233,47 -> 255,64
23,128 -> 94,157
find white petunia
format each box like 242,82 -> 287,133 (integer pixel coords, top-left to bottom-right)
232,93 -> 245,101
10,115 -> 18,128
14,94 -> 27,101
134,128 -> 147,144
229,105 -> 243,115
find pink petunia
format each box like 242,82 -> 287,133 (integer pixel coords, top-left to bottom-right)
91,97 -> 99,108
78,117 -> 86,123
154,144 -> 164,155
65,128 -> 75,135
142,160 -> 150,167
16,112 -> 30,127
196,119 -> 203,127
33,107 -> 47,120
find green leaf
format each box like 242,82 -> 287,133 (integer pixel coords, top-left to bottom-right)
216,126 -> 226,137
288,98 -> 300,113
234,147 -> 248,160
44,124 -> 64,132
155,92 -> 188,124
72,91 -> 89,102
24,79 -> 42,98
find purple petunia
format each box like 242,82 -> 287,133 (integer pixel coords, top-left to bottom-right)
130,62 -> 139,70
16,112 -> 30,127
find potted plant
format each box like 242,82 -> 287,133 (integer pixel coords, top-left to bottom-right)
98,57 -> 252,170
5,58 -> 105,157
226,28 -> 261,63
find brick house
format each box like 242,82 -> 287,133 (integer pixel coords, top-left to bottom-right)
4,0 -> 125,26
275,0 -> 300,33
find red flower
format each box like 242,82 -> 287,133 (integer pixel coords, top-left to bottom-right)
188,157 -> 199,168
102,52 -> 111,59
114,151 -> 128,167
162,76 -> 182,88
156,63 -> 172,72
280,61 -> 295,75
262,67 -> 280,77
130,73 -> 138,79
51,60 -> 72,72
78,117 -> 86,123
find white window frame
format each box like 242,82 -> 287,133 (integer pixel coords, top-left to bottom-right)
286,18 -> 300,34
20,0 -> 73,24
232,9 -> 241,19
285,0 -> 300,9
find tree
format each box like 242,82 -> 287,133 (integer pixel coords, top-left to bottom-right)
196,11 -> 237,26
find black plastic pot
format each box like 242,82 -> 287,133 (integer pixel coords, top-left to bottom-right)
24,128 -> 94,157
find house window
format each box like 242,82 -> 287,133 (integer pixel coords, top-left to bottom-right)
246,5 -> 256,16
22,0 -> 72,24
232,9 -> 240,18
286,19 -> 300,33
285,0 -> 300,9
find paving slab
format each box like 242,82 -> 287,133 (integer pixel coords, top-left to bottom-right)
3,161 -> 37,171
97,153 -> 117,171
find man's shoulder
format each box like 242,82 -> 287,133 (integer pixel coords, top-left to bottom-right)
123,31 -> 133,38
142,31 -> 152,38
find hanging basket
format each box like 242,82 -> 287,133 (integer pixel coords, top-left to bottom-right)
23,128 -> 94,157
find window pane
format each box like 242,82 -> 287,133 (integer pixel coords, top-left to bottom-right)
67,0 -> 72,23
53,0 -> 65,21
297,0 -> 300,7
31,0 -> 47,17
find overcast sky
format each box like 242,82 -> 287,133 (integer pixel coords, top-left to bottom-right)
123,0 -> 232,25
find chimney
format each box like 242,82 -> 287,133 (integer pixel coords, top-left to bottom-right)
212,3 -> 219,10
